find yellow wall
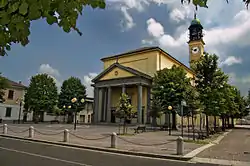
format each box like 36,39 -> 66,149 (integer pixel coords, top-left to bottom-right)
189,40 -> 204,62
102,49 -> 195,80
102,51 -> 158,77
99,67 -> 135,81
158,52 -> 195,79
3,87 -> 25,105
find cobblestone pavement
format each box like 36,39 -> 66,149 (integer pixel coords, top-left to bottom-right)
2,124 -> 202,156
197,129 -> 250,162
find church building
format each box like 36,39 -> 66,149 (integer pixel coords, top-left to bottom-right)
92,17 -> 205,125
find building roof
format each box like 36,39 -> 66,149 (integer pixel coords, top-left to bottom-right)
5,78 -> 27,89
100,46 -> 158,61
92,63 -> 152,83
99,46 -> 195,75
191,18 -> 201,25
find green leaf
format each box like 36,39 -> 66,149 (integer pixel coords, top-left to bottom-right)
28,4 -> 41,20
0,0 -> 8,8
6,44 -> 10,51
8,1 -> 20,13
0,13 -> 10,24
19,2 -> 29,15
46,15 -> 57,25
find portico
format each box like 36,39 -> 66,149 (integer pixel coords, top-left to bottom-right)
92,63 -> 152,124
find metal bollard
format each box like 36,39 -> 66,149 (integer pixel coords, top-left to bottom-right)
177,136 -> 184,155
63,129 -> 69,142
3,124 -> 7,134
29,126 -> 34,138
111,132 -> 117,148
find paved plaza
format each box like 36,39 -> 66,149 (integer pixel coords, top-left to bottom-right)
197,128 -> 250,162
1,123 -> 202,156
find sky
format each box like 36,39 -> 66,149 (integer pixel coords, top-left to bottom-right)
0,0 -> 250,97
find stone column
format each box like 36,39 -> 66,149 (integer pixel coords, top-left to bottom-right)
122,84 -> 126,94
107,87 -> 112,122
93,87 -> 99,123
101,88 -> 106,122
146,87 -> 151,124
137,84 -> 142,124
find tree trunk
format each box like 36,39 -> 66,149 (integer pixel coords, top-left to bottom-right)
172,112 -> 177,130
214,116 -> 216,131
199,113 -> 202,131
187,116 -> 190,140
152,117 -> 157,127
227,117 -> 230,128
192,111 -> 195,140
123,119 -> 126,134
206,114 -> 209,137
221,117 -> 225,132
231,117 -> 234,128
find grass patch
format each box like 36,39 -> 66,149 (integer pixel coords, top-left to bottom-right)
184,139 -> 209,145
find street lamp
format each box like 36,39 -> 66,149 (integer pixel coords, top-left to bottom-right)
71,97 -> 85,130
181,100 -> 186,138
16,97 -> 24,124
168,105 -> 172,135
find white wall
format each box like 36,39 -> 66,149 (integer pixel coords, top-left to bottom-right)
43,112 -> 64,122
0,103 -> 23,121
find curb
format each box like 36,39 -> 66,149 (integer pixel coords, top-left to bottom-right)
184,129 -> 232,158
0,134 -> 192,161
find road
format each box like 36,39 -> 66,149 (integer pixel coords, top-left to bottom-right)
0,137 -> 219,166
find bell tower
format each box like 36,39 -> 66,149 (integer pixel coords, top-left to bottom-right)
188,13 -> 205,67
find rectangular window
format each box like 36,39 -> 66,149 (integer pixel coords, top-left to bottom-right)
8,90 -> 14,99
5,107 -> 12,117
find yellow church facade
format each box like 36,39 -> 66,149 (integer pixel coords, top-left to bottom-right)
92,47 -> 195,124
92,17 -> 210,126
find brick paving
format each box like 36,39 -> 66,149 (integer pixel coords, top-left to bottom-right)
2,124 -> 202,156
197,129 -> 250,162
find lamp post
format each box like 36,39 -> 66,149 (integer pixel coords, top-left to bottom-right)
16,97 -> 24,124
168,105 -> 172,135
181,100 -> 186,138
71,98 -> 85,130
63,105 -> 66,123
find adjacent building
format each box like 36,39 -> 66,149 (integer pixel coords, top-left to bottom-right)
92,17 -> 205,125
77,97 -> 94,124
0,79 -> 31,122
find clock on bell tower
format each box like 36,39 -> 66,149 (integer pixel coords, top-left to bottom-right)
188,14 -> 205,68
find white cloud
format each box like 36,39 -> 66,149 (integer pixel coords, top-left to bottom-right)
169,6 -> 192,23
38,64 -> 62,89
120,6 -> 135,31
143,7 -> 250,62
146,18 -> 164,38
39,64 -> 60,77
220,56 -> 242,67
82,73 -> 98,97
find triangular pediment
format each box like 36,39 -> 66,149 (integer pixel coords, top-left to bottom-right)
92,63 -> 152,83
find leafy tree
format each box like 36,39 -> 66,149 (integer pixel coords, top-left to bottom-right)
115,93 -> 135,134
152,65 -> 191,129
149,96 -> 164,127
182,0 -> 250,9
192,53 -> 228,135
58,77 -> 87,122
25,73 -> 58,122
184,82 -> 201,139
0,0 -> 106,56
0,73 -> 8,102
247,89 -> 250,105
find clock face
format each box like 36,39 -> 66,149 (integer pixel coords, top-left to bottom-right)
191,46 -> 200,54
